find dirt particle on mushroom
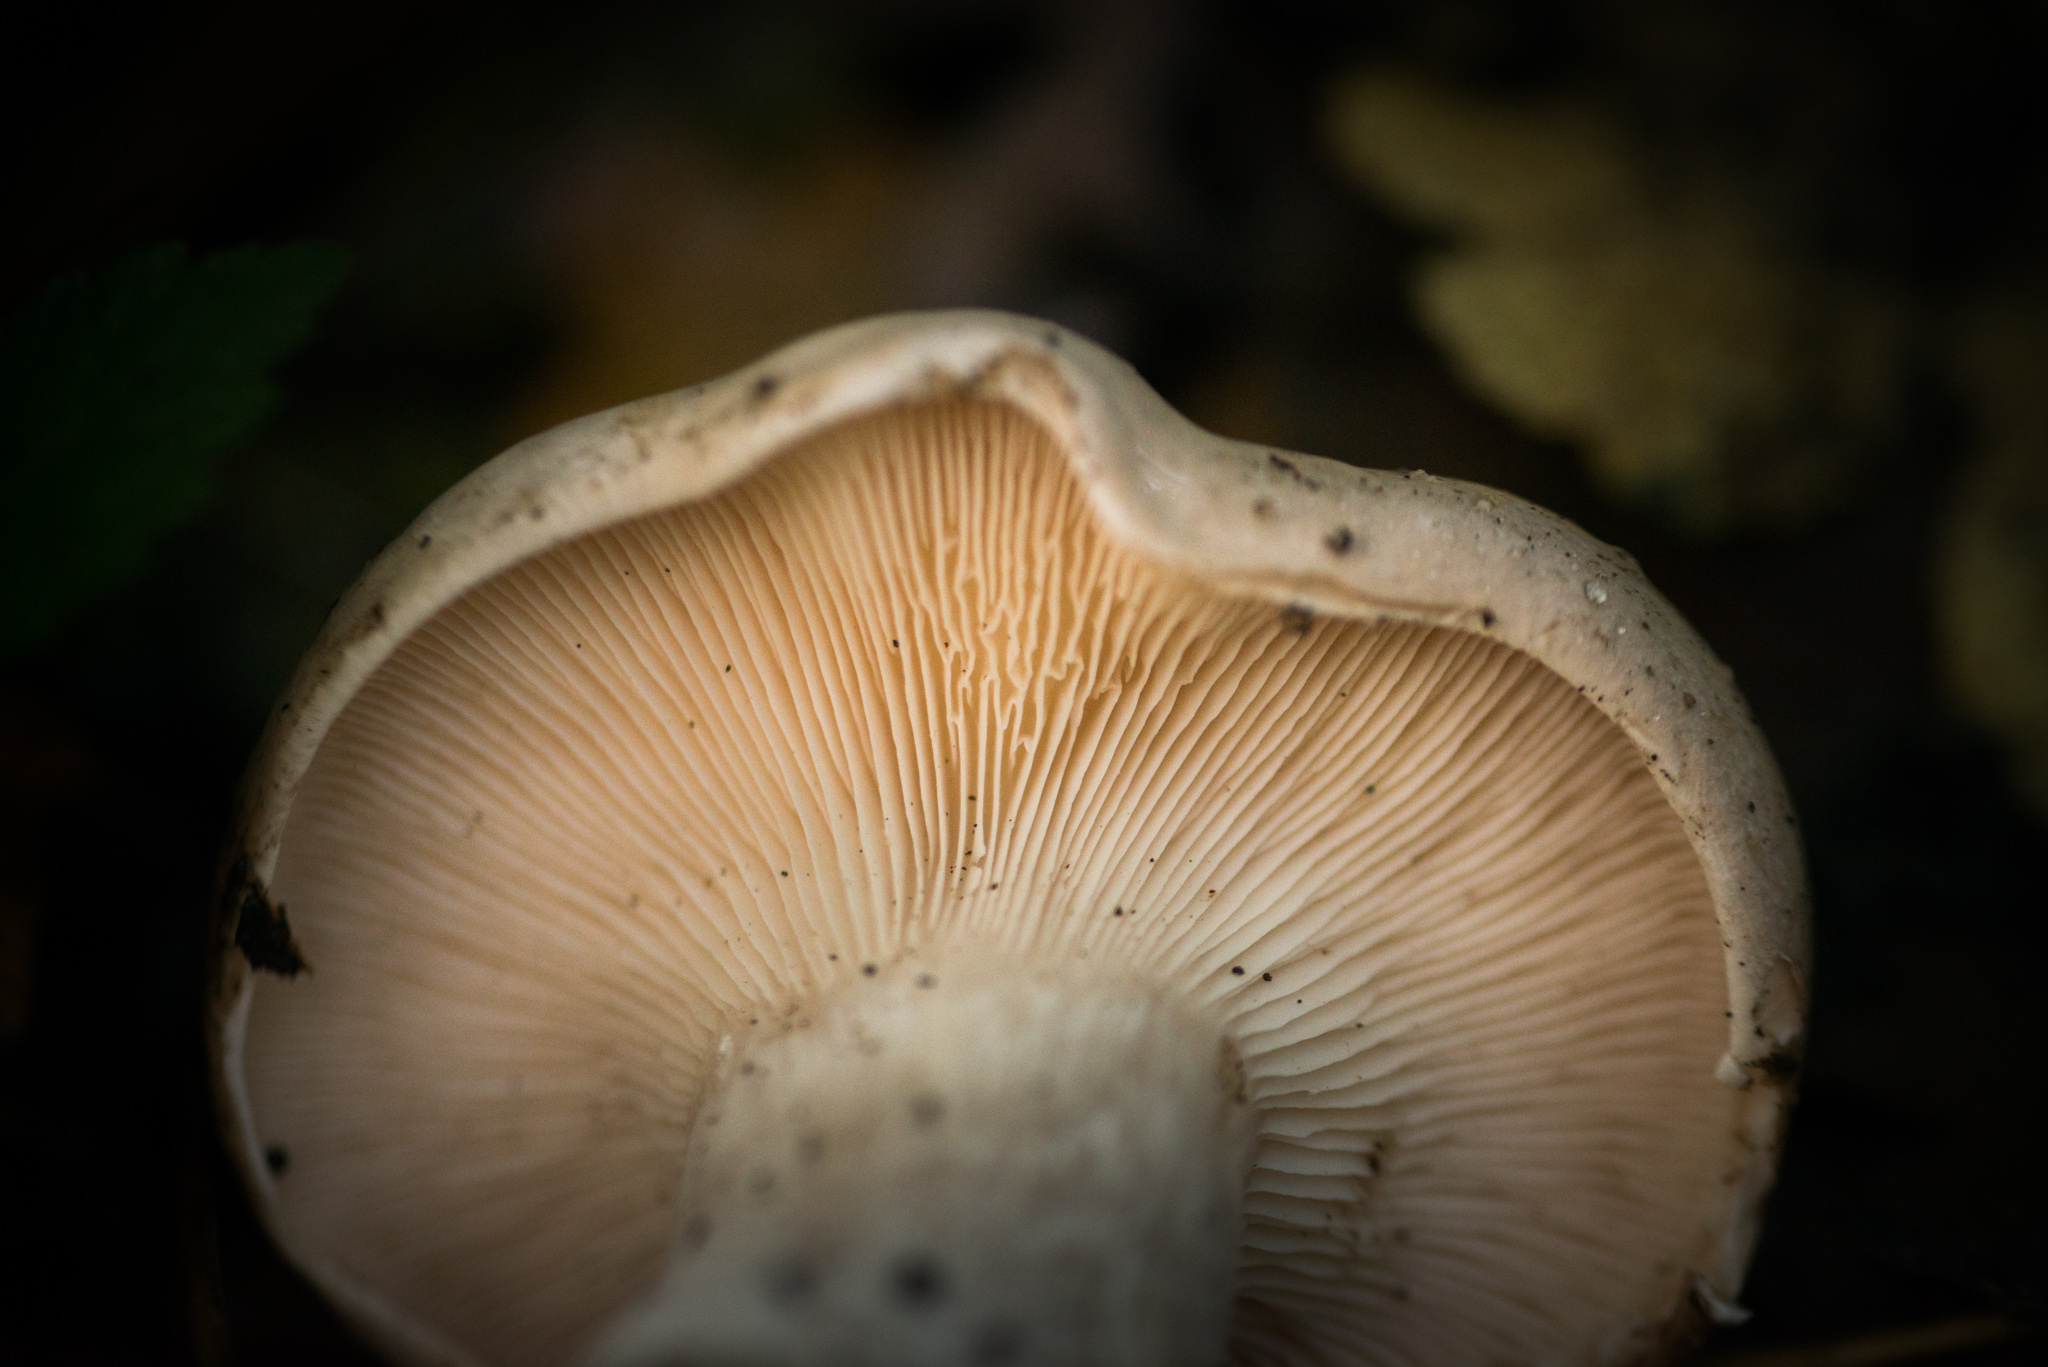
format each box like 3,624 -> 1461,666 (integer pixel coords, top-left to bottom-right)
1325,526 -> 1355,555
351,600 -> 388,641
264,1144 -> 290,1176
1267,452 -> 1322,490
231,876 -> 308,978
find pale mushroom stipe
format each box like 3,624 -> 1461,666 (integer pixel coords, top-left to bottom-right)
210,311 -> 1809,1366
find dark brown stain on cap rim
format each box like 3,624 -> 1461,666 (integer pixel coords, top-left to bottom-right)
228,862 -> 309,978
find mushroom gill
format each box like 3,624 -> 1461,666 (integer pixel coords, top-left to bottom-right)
245,397 -> 1735,1366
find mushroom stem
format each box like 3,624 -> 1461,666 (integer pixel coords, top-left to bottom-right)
588,955 -> 1253,1367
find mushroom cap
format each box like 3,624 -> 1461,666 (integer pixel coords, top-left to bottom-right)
212,311 -> 1808,1367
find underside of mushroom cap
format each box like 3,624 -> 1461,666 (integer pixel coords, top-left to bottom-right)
213,312 -> 1807,1367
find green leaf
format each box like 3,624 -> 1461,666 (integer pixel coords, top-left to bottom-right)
0,241 -> 351,655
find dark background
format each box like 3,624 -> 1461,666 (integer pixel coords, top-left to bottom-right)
2,2 -> 2043,1363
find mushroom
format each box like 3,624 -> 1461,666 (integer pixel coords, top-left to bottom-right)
211,311 -> 1808,1367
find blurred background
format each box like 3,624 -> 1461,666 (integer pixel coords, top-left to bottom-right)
2,2 -> 2044,1363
